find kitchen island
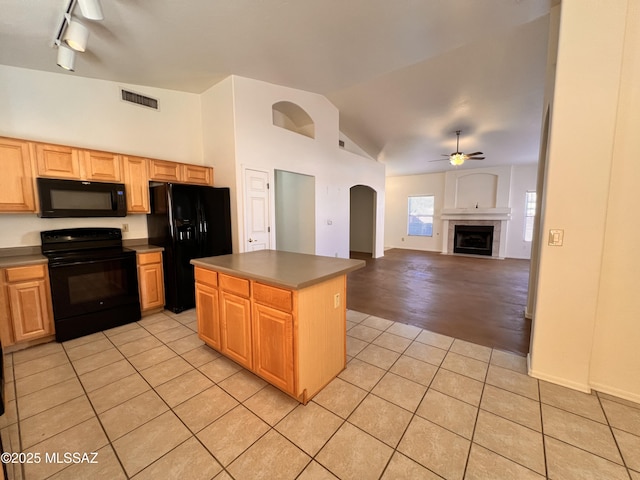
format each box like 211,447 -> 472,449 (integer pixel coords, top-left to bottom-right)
191,250 -> 365,403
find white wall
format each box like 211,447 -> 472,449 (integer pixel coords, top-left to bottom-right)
590,0 -> 640,399
443,166 -> 513,210
200,76 -> 239,251
0,65 -> 203,247
208,76 -> 385,259
0,65 -> 203,163
530,0 -> 640,401
0,68 -> 386,258
385,172 -> 445,252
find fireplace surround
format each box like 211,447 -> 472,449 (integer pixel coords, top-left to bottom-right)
442,218 -> 506,258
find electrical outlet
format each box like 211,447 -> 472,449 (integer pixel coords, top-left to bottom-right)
121,224 -> 129,233
333,293 -> 340,308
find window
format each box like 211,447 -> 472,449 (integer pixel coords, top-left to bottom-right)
524,191 -> 537,242
408,195 -> 434,236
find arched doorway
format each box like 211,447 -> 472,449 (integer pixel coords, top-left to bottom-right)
349,185 -> 376,258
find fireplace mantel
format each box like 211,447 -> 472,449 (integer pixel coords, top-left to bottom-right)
441,207 -> 511,221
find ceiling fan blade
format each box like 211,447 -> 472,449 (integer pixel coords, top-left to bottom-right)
464,151 -> 483,157
466,157 -> 485,160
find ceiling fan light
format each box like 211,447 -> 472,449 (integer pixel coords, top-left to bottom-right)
62,19 -> 89,52
77,0 -> 104,21
56,45 -> 76,71
450,153 -> 465,166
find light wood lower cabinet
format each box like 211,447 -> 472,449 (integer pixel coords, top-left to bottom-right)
0,264 -> 54,347
252,303 -> 294,393
219,273 -> 252,369
195,268 -> 221,350
137,252 -> 165,314
194,266 -> 347,403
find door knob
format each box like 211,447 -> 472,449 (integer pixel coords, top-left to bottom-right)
248,238 -> 253,242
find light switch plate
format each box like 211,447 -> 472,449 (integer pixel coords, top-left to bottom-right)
548,229 -> 564,246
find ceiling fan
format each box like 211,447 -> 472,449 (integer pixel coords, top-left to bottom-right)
431,130 -> 485,166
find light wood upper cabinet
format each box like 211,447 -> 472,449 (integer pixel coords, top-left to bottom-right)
181,164 -> 213,186
122,156 -> 150,213
149,159 -> 181,182
0,137 -> 36,212
0,264 -> 54,347
81,150 -> 122,182
35,143 -> 81,179
0,136 -> 216,217
137,251 -> 165,314
150,158 -> 213,186
36,143 -> 122,183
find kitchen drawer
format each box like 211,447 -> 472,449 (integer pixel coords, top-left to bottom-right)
137,251 -> 162,266
219,273 -> 250,297
195,267 -> 218,287
253,282 -> 293,312
4,264 -> 46,283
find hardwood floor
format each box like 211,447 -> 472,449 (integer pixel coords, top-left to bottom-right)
347,249 -> 532,355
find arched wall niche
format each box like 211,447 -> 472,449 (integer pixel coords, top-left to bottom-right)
272,101 -> 315,139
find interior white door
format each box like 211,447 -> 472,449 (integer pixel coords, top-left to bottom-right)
243,168 -> 271,251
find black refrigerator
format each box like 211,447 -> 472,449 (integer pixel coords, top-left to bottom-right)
147,183 -> 232,313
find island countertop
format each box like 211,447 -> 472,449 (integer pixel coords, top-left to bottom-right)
191,250 -> 365,290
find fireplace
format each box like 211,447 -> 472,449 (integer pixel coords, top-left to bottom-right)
454,225 -> 494,256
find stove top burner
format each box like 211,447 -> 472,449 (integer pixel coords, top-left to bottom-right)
41,227 -> 126,256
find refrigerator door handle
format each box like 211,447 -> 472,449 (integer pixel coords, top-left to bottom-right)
197,201 -> 206,254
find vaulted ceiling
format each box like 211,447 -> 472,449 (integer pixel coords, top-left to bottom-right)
0,0 -> 555,175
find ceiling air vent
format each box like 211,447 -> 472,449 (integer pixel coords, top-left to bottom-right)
120,89 -> 159,110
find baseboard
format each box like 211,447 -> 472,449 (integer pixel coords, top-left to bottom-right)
589,381 -> 640,405
524,307 -> 533,320
528,366 -> 591,393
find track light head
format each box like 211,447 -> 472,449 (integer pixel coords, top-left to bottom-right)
77,0 -> 104,21
62,18 -> 89,52
56,44 -> 76,71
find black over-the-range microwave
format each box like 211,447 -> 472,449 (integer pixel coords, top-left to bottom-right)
36,178 -> 127,218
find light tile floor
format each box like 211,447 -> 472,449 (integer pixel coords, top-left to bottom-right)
1,309 -> 640,480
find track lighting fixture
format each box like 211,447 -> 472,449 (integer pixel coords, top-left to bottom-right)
77,0 -> 104,21
56,44 -> 76,71
53,0 -> 104,72
62,18 -> 89,52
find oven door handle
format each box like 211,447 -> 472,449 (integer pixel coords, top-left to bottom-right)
48,256 -> 133,268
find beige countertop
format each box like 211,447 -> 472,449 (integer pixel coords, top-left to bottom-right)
191,250 -> 365,290
0,242 -> 162,268
126,245 -> 164,254
0,254 -> 48,268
